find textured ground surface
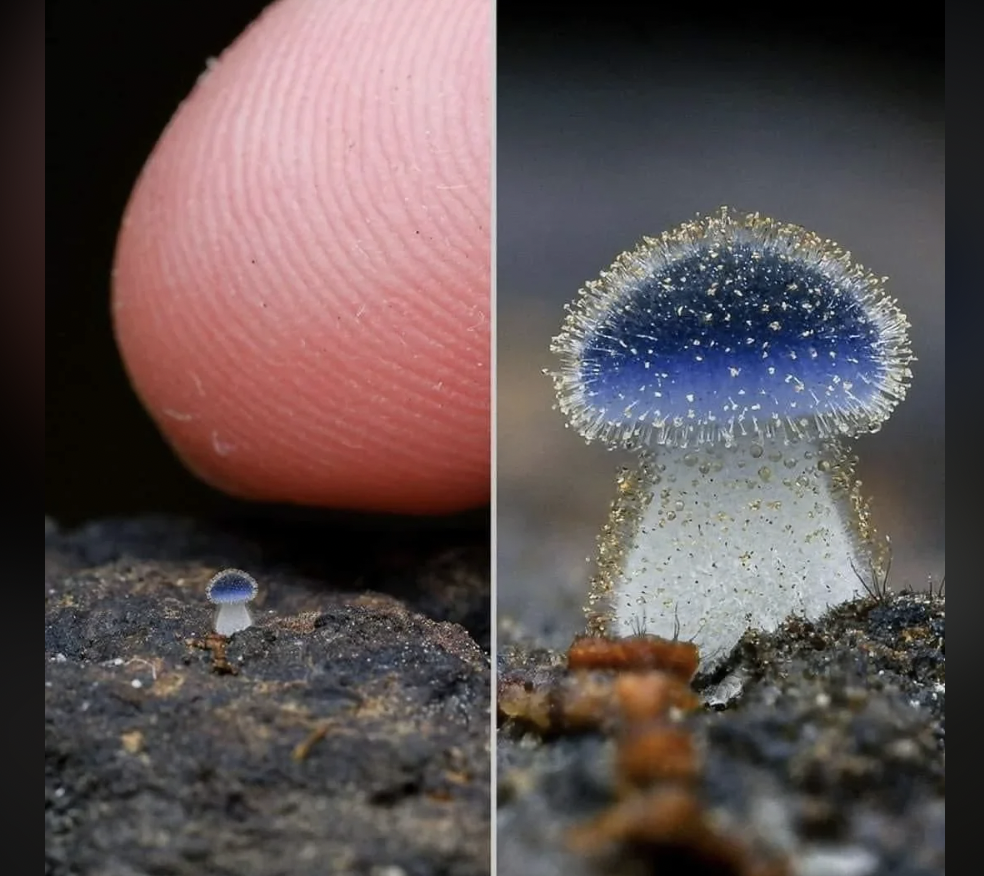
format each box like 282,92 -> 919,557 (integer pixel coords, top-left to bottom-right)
498,590 -> 945,876
45,514 -> 491,876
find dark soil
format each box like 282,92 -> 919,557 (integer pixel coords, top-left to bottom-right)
498,590 -> 945,876
45,514 -> 491,876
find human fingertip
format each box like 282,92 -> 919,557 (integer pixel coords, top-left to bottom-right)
112,0 -> 490,514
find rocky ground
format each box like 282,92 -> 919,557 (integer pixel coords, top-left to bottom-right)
498,589 -> 945,876
45,514 -> 491,876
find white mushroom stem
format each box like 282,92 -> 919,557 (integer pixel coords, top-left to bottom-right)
213,602 -> 254,637
589,433 -> 881,669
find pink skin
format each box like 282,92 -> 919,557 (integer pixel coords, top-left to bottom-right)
112,0 -> 490,514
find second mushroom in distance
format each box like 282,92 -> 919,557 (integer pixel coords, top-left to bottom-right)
550,207 -> 914,669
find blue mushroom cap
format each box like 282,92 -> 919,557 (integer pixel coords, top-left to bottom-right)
206,569 -> 259,604
551,208 -> 913,448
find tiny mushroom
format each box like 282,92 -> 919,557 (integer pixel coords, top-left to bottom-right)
550,208 -> 913,668
206,568 -> 259,637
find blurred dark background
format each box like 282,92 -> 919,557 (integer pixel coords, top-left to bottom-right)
48,2 -> 286,526
496,9 -> 944,642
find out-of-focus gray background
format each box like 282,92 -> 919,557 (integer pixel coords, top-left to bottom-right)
497,17 -> 944,645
